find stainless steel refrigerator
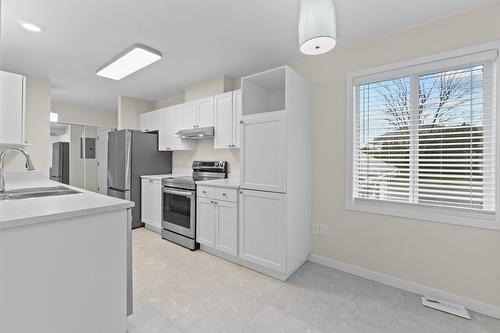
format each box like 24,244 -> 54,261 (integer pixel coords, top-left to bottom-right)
50,142 -> 69,184
107,130 -> 172,228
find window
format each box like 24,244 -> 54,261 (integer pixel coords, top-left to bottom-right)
347,45 -> 499,229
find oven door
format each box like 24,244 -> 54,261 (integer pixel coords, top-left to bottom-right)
162,187 -> 196,238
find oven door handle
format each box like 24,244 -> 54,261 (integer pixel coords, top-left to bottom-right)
162,188 -> 195,198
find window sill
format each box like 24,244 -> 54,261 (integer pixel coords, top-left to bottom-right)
346,198 -> 499,231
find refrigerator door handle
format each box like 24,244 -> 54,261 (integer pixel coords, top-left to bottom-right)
124,131 -> 132,190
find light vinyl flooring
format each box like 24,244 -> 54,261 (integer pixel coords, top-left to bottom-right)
128,228 -> 500,333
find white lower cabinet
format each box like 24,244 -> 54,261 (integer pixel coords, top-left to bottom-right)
215,200 -> 238,256
239,189 -> 286,273
196,186 -> 238,257
141,178 -> 162,232
196,197 -> 216,247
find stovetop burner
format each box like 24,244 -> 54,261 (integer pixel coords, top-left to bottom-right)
162,161 -> 228,190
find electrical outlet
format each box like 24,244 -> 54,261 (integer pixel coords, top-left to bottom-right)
312,224 -> 319,234
319,224 -> 328,236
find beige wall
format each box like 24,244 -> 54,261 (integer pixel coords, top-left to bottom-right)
155,94 -> 184,109
0,77 -> 51,177
291,3 -> 500,309
117,96 -> 154,130
52,102 -> 117,128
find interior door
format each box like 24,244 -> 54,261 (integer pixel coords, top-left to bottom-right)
96,128 -> 110,194
241,111 -> 286,193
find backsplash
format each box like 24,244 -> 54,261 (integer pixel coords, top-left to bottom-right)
172,139 -> 240,175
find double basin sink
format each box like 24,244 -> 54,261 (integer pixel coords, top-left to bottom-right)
0,186 -> 81,200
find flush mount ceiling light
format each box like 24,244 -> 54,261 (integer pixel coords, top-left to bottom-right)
298,0 -> 337,55
96,44 -> 162,80
19,20 -> 42,32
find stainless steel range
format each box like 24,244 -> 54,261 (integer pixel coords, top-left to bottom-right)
161,161 -> 227,250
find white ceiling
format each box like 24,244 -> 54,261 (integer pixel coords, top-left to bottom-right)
1,0 -> 497,111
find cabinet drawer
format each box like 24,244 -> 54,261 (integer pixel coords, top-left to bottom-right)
215,188 -> 237,202
198,186 -> 215,198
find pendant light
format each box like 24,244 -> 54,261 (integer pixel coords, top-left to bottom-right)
298,0 -> 337,55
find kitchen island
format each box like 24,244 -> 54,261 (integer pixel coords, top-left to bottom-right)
0,172 -> 134,333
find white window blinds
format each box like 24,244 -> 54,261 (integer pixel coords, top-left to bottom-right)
353,53 -> 496,213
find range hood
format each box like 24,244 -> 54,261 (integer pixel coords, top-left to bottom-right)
175,126 -> 214,140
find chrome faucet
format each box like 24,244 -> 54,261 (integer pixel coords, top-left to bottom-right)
0,148 -> 36,196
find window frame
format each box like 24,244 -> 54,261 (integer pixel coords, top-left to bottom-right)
345,41 -> 500,230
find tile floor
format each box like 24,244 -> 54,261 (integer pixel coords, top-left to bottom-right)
128,228 -> 500,333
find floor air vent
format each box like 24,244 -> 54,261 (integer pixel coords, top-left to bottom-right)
422,296 -> 471,319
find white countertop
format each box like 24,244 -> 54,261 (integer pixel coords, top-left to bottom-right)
196,178 -> 240,189
0,173 -> 134,230
140,173 -> 189,181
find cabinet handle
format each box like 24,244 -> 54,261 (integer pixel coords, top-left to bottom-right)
210,200 -> 214,204
239,121 -> 244,124
202,190 -> 206,194
239,191 -> 243,194
222,193 -> 226,196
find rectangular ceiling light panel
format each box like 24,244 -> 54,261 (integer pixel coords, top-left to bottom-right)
96,44 -> 161,80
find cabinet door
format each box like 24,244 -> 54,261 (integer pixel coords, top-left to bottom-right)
214,92 -> 234,149
139,113 -> 150,132
233,90 -> 242,148
170,107 -> 196,151
196,197 -> 215,247
149,111 -> 162,131
152,181 -> 163,230
182,102 -> 198,129
0,71 -> 25,145
215,200 -> 238,256
141,179 -> 153,224
158,109 -> 172,151
240,111 -> 286,192
239,190 -> 286,272
197,97 -> 215,127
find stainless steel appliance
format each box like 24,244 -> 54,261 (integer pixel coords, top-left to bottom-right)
161,161 -> 227,250
107,129 -> 172,228
50,142 -> 69,184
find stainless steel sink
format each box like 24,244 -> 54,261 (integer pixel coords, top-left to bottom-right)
0,186 -> 81,200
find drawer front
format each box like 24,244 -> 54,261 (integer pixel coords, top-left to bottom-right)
215,188 -> 238,202
198,186 -> 215,198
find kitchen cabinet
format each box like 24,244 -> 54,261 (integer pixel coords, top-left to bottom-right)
158,107 -> 196,151
181,97 -> 214,129
239,189 -> 286,272
0,71 -> 26,145
214,92 -> 234,149
240,111 -> 286,193
196,197 -> 216,247
214,90 -> 242,150
197,185 -> 238,256
233,89 -> 242,148
139,110 -> 161,132
141,178 -> 162,232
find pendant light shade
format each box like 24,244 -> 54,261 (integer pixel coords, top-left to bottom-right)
298,0 -> 336,55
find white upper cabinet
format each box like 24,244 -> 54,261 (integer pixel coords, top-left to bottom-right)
0,71 -> 26,145
139,110 -> 161,132
240,111 -> 286,193
214,92 -> 234,149
197,97 -> 215,128
158,106 -> 195,151
181,102 -> 198,129
233,89 -> 242,148
181,97 -> 214,129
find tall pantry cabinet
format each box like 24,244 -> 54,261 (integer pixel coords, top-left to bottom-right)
239,66 -> 311,280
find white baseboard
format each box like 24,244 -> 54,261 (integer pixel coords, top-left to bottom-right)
308,254 -> 500,319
